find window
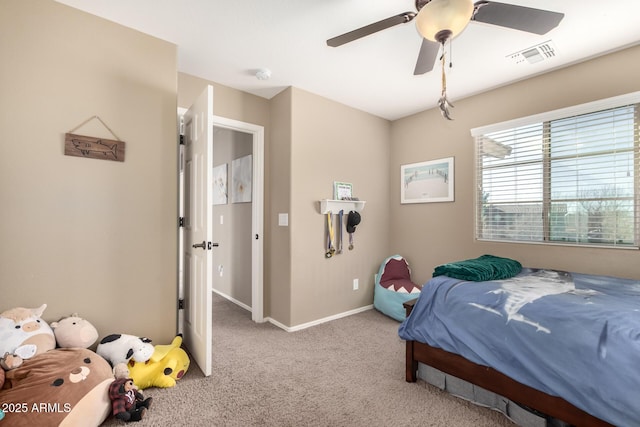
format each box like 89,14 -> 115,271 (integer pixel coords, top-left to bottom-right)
472,93 -> 640,248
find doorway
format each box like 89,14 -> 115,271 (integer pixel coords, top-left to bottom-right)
178,109 -> 264,331
211,124 -> 263,318
211,116 -> 264,323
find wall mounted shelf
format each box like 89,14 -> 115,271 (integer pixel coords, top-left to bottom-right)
319,199 -> 366,214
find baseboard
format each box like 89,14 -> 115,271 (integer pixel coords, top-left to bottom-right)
266,304 -> 374,332
213,289 -> 374,332
212,289 -> 252,312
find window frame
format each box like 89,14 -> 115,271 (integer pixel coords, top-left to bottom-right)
471,92 -> 640,249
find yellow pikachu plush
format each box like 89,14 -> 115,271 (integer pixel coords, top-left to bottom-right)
128,335 -> 190,389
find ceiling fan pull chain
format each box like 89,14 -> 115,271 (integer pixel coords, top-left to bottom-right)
441,49 -> 446,95
437,40 -> 454,121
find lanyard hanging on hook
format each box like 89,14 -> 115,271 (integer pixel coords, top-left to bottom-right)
337,210 -> 344,254
325,212 -> 336,258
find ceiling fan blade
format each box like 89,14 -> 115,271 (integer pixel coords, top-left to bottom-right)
472,1 -> 564,35
413,38 -> 440,75
327,12 -> 416,47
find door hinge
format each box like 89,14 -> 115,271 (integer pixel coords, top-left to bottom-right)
178,217 -> 185,227
178,299 -> 184,310
179,134 -> 185,145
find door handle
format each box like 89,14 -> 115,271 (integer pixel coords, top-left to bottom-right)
192,241 -> 219,250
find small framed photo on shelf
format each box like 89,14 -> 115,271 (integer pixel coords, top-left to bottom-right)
333,182 -> 353,200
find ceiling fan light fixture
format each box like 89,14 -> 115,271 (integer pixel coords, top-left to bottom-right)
415,0 -> 474,42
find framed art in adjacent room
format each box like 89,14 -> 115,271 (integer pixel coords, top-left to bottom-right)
401,157 -> 454,204
231,154 -> 252,203
212,163 -> 228,205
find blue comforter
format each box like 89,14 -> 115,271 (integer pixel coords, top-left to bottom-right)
398,268 -> 640,427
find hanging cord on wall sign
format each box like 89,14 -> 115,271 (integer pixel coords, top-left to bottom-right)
67,115 -> 122,141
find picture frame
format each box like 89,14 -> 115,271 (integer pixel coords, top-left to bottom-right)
333,182 -> 353,200
212,163 -> 227,205
401,157 -> 454,204
231,154 -> 252,203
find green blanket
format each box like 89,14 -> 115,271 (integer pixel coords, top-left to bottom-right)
432,254 -> 522,282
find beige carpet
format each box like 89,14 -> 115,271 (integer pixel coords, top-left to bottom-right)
101,294 -> 514,426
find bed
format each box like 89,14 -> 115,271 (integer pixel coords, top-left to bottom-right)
398,257 -> 640,427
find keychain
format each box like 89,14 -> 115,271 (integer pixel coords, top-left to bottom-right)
346,211 -> 361,251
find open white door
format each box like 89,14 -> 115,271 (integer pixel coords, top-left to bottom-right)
182,85 -> 213,376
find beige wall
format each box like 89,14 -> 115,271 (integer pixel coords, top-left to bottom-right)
268,89 -> 294,324
288,88 -> 391,326
178,75 -> 271,126
264,87 -> 393,327
0,0 -> 178,342
390,45 -> 640,285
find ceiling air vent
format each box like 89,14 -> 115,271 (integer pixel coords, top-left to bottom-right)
507,41 -> 557,65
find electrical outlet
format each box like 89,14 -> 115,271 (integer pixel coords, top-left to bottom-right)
353,278 -> 359,291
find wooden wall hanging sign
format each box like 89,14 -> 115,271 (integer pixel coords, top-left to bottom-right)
64,133 -> 125,162
64,115 -> 125,162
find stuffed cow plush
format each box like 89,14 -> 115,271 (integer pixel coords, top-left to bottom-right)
97,334 -> 154,366
0,304 -> 56,357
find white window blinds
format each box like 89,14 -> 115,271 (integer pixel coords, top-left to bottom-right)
472,92 -> 640,248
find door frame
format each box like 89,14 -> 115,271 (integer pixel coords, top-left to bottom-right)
178,108 -> 264,323
212,115 -> 264,323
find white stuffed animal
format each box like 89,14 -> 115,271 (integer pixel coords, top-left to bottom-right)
0,304 -> 56,357
97,334 -> 154,366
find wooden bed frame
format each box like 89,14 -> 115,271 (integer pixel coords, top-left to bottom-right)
403,299 -> 613,427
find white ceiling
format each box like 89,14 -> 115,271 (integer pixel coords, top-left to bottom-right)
55,0 -> 640,121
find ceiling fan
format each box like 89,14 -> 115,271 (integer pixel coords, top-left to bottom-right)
326,0 -> 565,76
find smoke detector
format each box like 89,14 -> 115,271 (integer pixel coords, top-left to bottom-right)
508,41 -> 557,65
255,68 -> 271,80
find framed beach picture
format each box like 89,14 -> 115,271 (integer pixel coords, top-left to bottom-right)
401,157 -> 454,204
